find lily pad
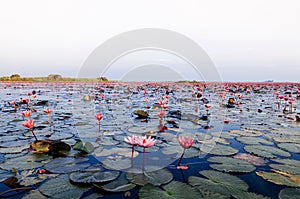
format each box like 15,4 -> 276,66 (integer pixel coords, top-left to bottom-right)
188,170 -> 249,197
236,137 -> 273,145
244,145 -> 290,158
279,188 -> 300,199
127,168 -> 173,186
199,144 -> 238,156
0,144 -> 29,154
39,174 -> 90,198
0,154 -> 50,170
228,129 -> 263,137
208,156 -> 256,173
70,170 -> 119,183
233,153 -> 268,166
44,157 -> 90,174
256,171 -> 300,187
139,181 -> 201,199
97,173 -> 136,192
73,141 -> 95,153
22,190 -> 47,199
277,143 -> 300,153
270,159 -> 300,175
102,159 -> 132,171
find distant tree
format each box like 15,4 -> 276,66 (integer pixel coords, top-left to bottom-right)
97,77 -> 109,82
10,74 -> 21,80
0,76 -> 10,81
48,74 -> 62,81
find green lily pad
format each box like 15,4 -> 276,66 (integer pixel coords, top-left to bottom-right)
228,129 -> 263,137
256,171 -> 299,187
270,159 -> 300,175
127,168 -> 173,186
44,157 -> 90,174
0,144 -> 29,154
102,159 -> 132,171
0,154 -> 50,170
139,181 -> 201,199
236,137 -> 273,145
39,174 -> 90,198
22,190 -> 47,199
233,153 -> 268,166
244,145 -> 290,158
84,193 -> 104,199
277,143 -> 300,153
73,141 -> 95,153
70,170 -> 119,183
97,173 -> 136,192
188,170 -> 249,197
208,156 -> 256,173
279,188 -> 300,199
199,144 -> 238,156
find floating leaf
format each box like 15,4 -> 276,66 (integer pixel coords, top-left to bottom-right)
17,169 -> 46,186
228,129 -> 263,137
21,190 -> 47,199
39,174 -> 90,198
256,171 -> 299,187
188,170 -> 249,197
244,145 -> 290,158
0,144 -> 29,154
0,154 -> 50,170
139,181 -> 201,199
96,173 -> 136,192
127,168 -> 173,186
208,156 -> 256,173
102,159 -> 132,171
199,144 -> 238,156
277,143 -> 300,154
44,157 -> 90,174
270,159 -> 300,175
70,170 -> 119,183
84,193 -> 104,199
279,188 -> 300,199
73,141 -> 95,153
233,153 -> 268,166
236,137 -> 273,145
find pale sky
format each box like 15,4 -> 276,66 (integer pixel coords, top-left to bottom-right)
0,0 -> 299,82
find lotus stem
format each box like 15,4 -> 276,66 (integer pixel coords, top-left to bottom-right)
30,129 -> 38,141
177,148 -> 186,166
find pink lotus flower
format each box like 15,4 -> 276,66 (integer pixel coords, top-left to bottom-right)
178,136 -> 194,149
158,110 -> 166,119
124,135 -> 139,146
23,119 -> 38,141
177,135 -> 195,168
138,136 -> 156,148
95,113 -> 103,131
204,104 -> 212,109
23,119 -> 34,129
22,110 -> 31,118
43,108 -> 53,114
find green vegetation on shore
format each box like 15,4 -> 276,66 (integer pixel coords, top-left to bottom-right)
0,74 -> 110,82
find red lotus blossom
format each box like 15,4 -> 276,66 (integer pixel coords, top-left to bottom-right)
22,110 -> 31,117
178,136 -> 194,149
95,113 -> 103,122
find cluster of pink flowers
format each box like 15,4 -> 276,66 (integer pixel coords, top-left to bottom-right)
124,135 -> 156,148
